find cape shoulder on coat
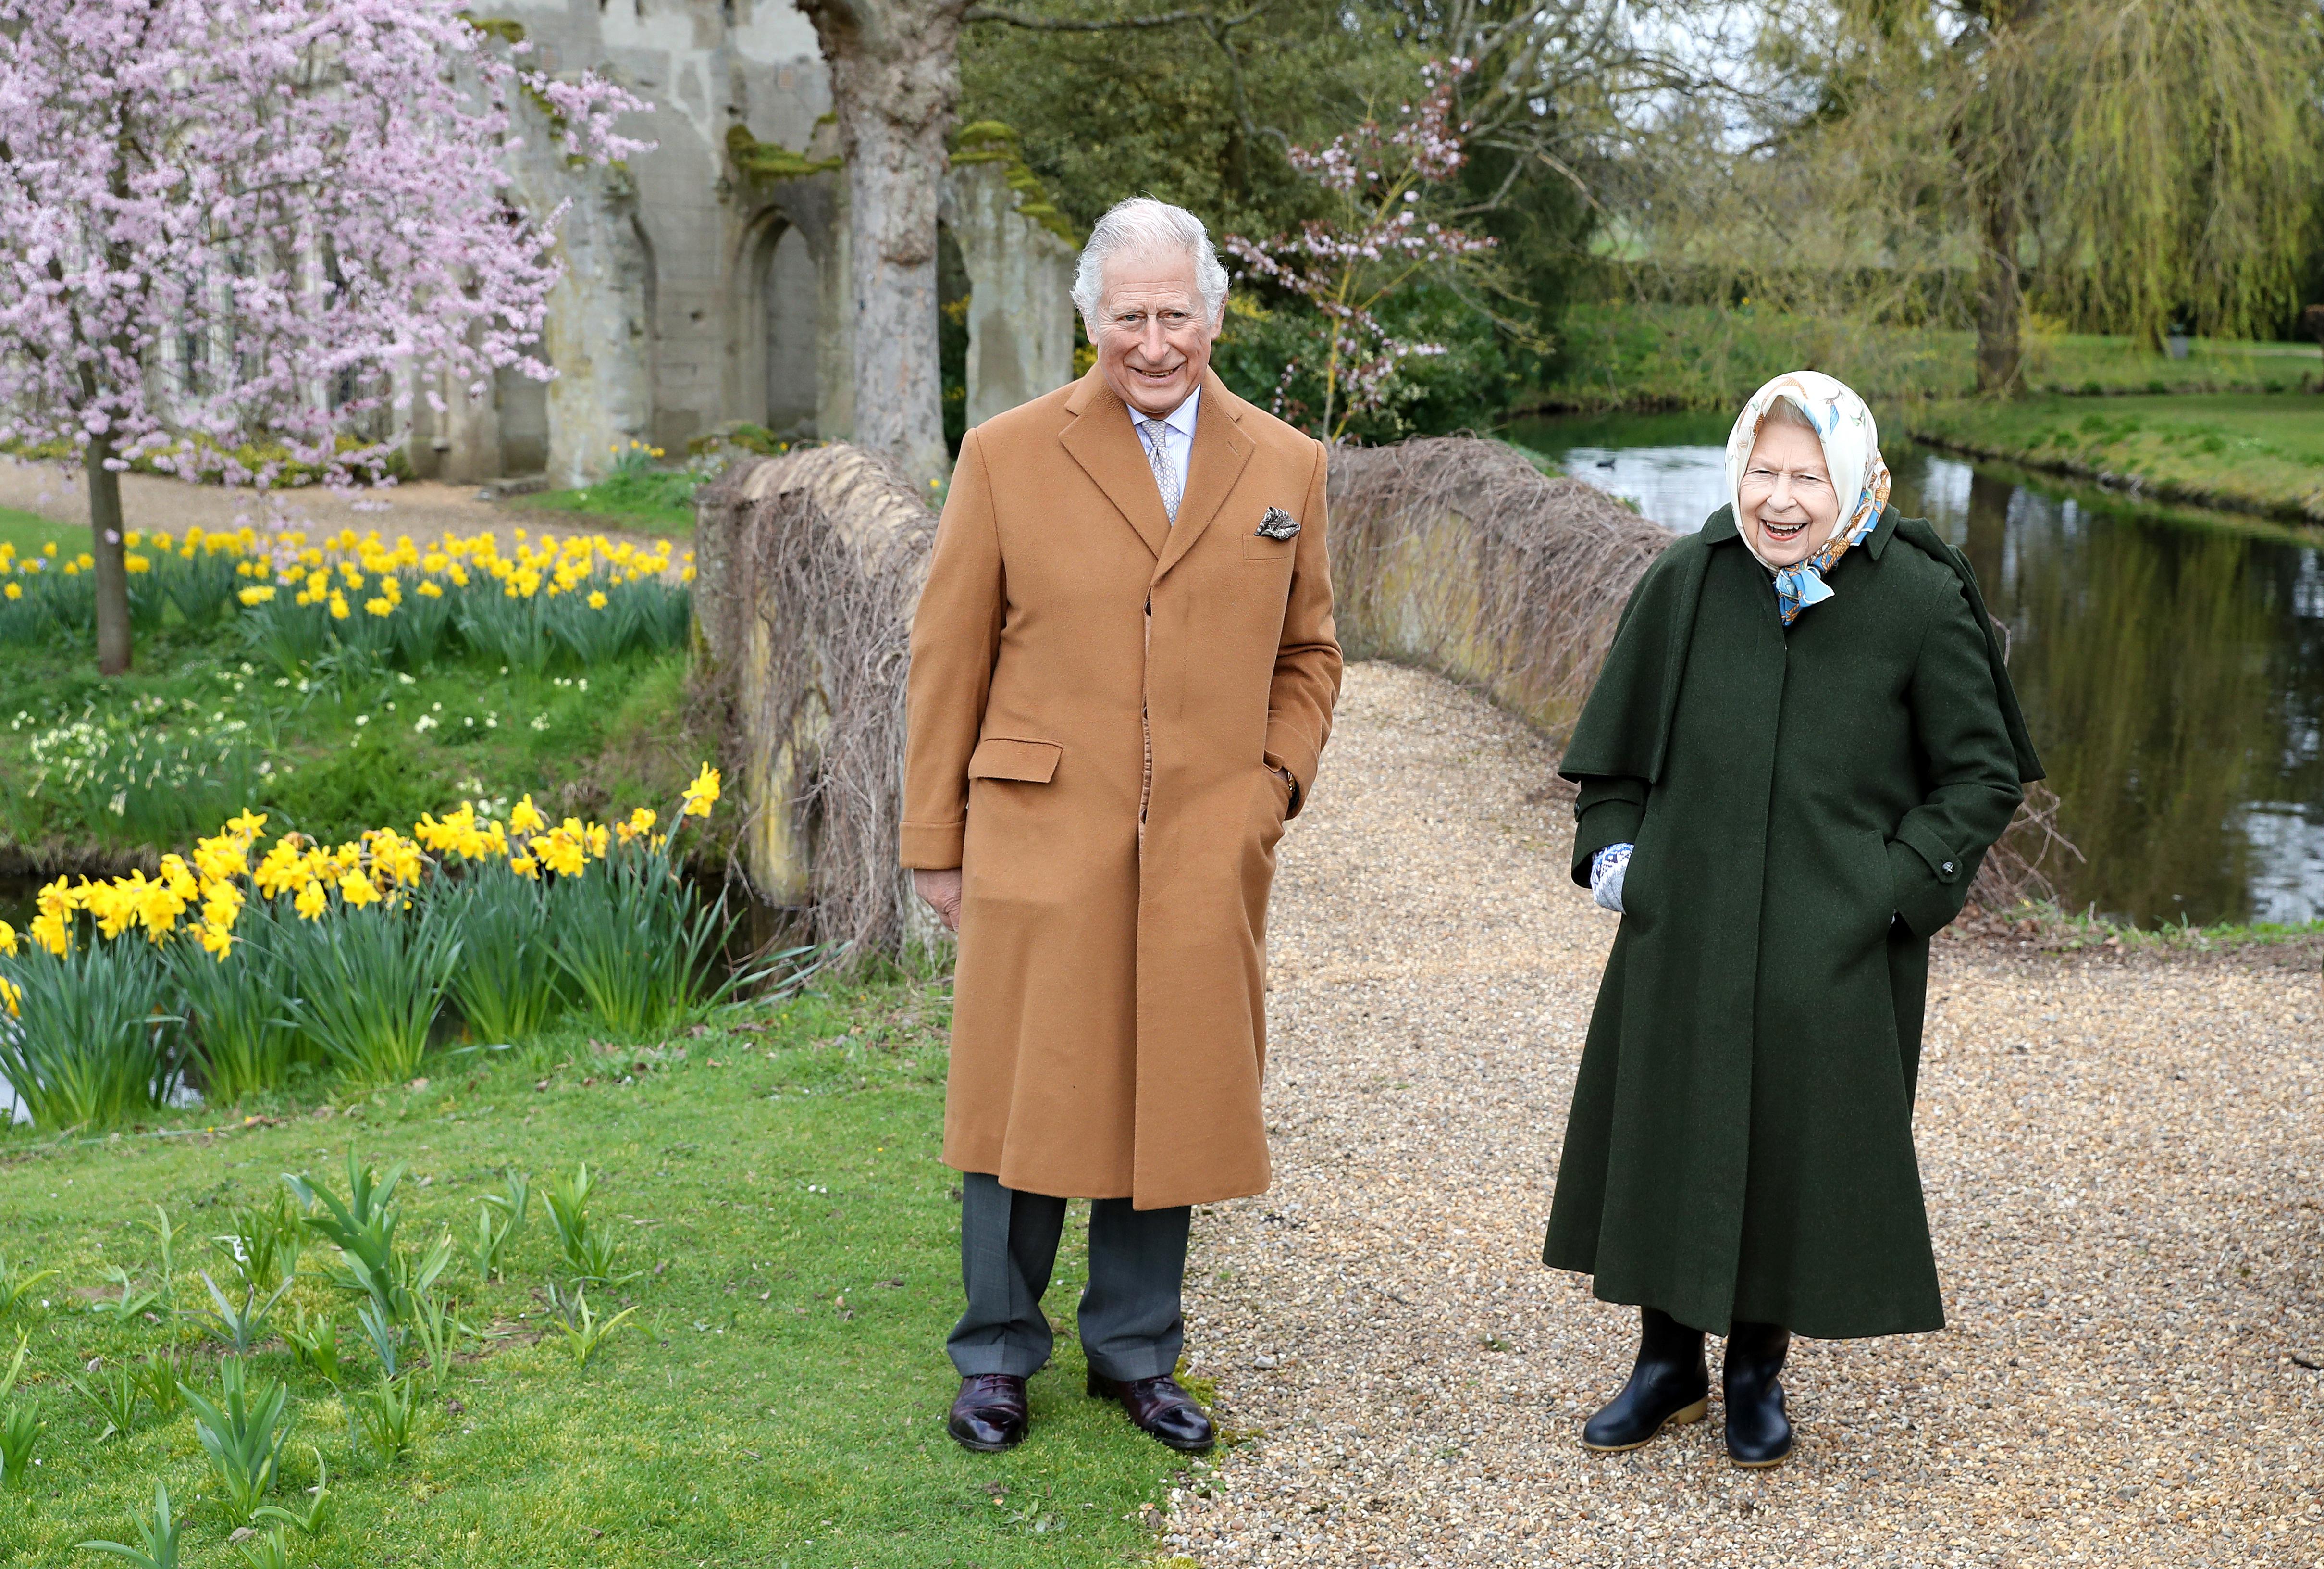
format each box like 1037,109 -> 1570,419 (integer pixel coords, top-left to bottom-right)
1558,505 -> 2044,804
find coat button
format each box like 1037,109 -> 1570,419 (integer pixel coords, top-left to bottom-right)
1941,861 -> 1955,873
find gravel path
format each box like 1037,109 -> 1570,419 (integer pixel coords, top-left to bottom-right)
1166,661 -> 2324,1568
0,457 -> 661,549
0,456 -> 511,537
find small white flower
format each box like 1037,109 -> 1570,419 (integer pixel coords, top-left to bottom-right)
354,714 -> 370,727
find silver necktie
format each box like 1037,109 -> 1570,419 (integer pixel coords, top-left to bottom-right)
1137,416 -> 1181,524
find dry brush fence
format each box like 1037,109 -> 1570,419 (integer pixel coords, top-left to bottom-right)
693,445 -> 939,962
697,435 -> 2066,962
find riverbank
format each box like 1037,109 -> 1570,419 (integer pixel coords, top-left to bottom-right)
1531,303 -> 2319,414
1904,393 -> 2324,524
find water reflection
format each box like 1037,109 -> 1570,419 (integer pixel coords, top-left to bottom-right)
1514,417 -> 2324,926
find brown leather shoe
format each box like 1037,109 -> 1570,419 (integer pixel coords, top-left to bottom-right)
948,1373 -> 1029,1452
1087,1370 -> 1214,1453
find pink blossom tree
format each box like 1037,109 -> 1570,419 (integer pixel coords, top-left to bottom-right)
1224,61 -> 1496,443
0,0 -> 649,673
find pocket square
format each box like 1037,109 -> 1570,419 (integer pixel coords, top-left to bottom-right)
1256,507 -> 1300,541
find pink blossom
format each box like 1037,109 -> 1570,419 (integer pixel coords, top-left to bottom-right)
0,0 -> 651,490
1224,61 -> 1492,440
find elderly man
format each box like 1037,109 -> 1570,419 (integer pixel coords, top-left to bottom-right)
902,197 -> 1341,1455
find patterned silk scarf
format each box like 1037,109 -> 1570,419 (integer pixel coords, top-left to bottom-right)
1723,371 -> 1893,625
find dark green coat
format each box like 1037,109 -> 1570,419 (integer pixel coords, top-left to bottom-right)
1542,506 -> 2041,1339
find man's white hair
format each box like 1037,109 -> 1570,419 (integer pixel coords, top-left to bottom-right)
1070,197 -> 1229,333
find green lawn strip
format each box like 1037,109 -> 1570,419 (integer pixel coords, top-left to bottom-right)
1904,393 -> 2324,521
507,479 -> 697,540
0,508 -> 80,558
1531,303 -> 2321,412
1974,899 -> 2324,954
0,624 -> 703,857
0,978 -> 1191,1567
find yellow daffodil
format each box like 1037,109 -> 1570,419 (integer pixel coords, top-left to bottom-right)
339,870 -> 381,908
37,877 -> 78,920
238,585 -> 277,605
616,806 -> 656,845
254,842 -> 308,899
294,880 -> 328,921
3,583 -> 19,601
0,976 -> 18,1018
0,919 -> 15,957
681,763 -> 722,819
328,593 -> 350,621
510,853 -> 540,879
587,590 -> 608,610
510,794 -> 546,835
198,921 -> 235,960
29,911 -> 70,957
364,596 -> 394,617
531,831 -> 586,878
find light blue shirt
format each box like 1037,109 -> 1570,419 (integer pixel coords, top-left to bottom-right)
1127,386 -> 1200,510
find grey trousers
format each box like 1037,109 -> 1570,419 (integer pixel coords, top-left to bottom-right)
947,1172 -> 1191,1382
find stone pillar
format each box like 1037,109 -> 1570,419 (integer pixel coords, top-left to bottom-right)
540,165 -> 657,489
434,367 -> 503,486
943,159 -> 1078,428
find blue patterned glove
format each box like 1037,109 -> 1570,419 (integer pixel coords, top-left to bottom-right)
1590,843 -> 1632,913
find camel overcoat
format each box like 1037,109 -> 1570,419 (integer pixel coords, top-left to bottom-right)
901,367 -> 1341,1209
1542,506 -> 2041,1338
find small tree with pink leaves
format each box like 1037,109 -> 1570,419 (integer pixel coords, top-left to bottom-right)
0,0 -> 649,673
1224,61 -> 1496,444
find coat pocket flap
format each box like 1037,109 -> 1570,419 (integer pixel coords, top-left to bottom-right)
967,737 -> 1063,783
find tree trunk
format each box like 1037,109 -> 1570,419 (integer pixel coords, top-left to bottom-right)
799,0 -> 968,490
1973,177 -> 2023,396
87,440 -> 133,676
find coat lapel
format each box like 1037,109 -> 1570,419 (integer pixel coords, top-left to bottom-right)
1152,370 -> 1252,584
1060,368 -> 1168,560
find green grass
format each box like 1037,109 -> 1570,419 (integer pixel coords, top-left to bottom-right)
1535,301 -> 2322,413
0,623 -> 709,858
0,975 -> 1194,1566
1904,393 -> 2324,522
0,506 -> 78,558
1966,899 -> 2324,954
508,472 -> 699,538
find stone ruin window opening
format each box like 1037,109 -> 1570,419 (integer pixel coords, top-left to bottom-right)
751,212 -> 819,440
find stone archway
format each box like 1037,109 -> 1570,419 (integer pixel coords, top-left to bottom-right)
759,218 -> 820,438
728,205 -> 826,441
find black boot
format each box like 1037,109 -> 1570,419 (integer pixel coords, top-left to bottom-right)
1722,1321 -> 1793,1468
1581,1307 -> 1709,1452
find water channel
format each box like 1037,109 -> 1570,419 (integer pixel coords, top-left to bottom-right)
1511,411 -> 2324,929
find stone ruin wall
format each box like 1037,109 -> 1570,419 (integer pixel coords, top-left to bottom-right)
407,0 -> 1076,490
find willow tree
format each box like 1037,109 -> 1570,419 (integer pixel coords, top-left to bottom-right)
1751,0 -> 2324,392
1963,0 -> 2320,388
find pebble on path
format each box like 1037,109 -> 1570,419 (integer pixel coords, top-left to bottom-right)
1163,662 -> 2324,1569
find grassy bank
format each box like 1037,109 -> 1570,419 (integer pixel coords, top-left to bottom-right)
507,486 -> 696,539
1903,393 -> 2324,523
1,522 -> 704,864
1959,899 -> 2324,955
0,975 -> 1193,1567
1534,302 -> 2320,412
0,623 -> 703,862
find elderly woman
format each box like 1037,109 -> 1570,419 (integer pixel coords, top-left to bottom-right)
1541,371 -> 2042,1468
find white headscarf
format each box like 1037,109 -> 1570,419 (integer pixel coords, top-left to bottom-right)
1723,371 -> 1892,624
